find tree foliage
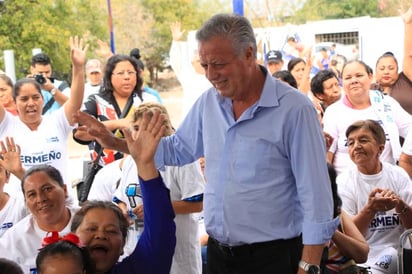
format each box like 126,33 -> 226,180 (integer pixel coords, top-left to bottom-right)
289,0 -> 412,24
137,0 -> 216,80
0,0 -> 106,80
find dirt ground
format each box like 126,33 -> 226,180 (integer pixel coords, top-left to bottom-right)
67,70 -> 184,183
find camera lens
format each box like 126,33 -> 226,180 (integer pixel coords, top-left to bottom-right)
34,74 -> 46,85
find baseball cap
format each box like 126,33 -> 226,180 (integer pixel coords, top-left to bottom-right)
86,59 -> 102,74
266,50 -> 283,63
287,35 -> 296,41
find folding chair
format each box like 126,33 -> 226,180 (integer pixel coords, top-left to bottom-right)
398,228 -> 412,274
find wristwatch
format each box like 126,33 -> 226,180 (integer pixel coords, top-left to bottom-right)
50,88 -> 57,96
299,260 -> 321,274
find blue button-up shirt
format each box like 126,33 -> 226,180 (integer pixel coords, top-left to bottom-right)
155,68 -> 337,245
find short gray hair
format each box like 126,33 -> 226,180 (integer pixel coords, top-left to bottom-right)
195,13 -> 257,58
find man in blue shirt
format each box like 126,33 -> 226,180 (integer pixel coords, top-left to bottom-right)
73,13 -> 338,274
29,53 -> 70,115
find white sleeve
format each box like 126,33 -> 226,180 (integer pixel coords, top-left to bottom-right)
175,160 -> 205,200
402,129 -> 412,155
336,172 -> 358,216
388,95 -> 412,137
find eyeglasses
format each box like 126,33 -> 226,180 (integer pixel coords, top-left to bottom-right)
112,71 -> 137,77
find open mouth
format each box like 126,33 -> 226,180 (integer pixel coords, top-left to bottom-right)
89,244 -> 109,259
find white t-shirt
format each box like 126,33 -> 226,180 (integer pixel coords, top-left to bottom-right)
169,40 -> 212,122
323,96 -> 412,175
0,207 -> 77,273
0,194 -> 27,237
402,129 -> 412,155
337,162 -> 412,273
0,108 -> 75,202
83,82 -> 101,104
114,156 -> 205,274
87,158 -> 123,202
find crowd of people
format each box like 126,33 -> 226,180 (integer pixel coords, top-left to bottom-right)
1,8 -> 412,274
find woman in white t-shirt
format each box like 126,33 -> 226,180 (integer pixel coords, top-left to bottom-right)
0,37 -> 87,203
323,60 -> 412,175
337,119 -> 412,274
0,165 -> 78,273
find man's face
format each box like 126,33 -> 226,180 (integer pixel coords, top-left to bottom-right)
199,36 -> 254,100
267,61 -> 283,75
31,63 -> 52,78
87,71 -> 102,86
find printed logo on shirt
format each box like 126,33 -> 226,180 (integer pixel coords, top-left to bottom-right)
20,150 -> 62,164
0,222 -> 13,231
29,267 -> 37,274
369,212 -> 400,232
374,254 -> 393,270
46,136 -> 60,143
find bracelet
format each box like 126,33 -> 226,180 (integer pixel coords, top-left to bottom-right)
398,205 -> 408,215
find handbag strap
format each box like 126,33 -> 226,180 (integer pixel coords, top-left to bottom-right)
93,94 -> 134,165
119,94 -> 135,119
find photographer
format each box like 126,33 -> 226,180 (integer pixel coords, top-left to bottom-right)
29,53 -> 70,115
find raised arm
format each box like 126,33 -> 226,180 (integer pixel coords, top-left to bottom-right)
169,21 -> 192,81
64,36 -> 88,125
122,110 -> 176,274
402,8 -> 412,80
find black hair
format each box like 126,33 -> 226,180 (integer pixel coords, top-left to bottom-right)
21,165 -> 65,195
31,53 -> 51,66
101,54 -> 143,101
12,78 -> 43,100
135,59 -> 145,71
272,70 -> 298,88
0,258 -> 24,274
287,58 -> 306,72
0,74 -> 13,89
129,48 -> 141,60
342,60 -> 373,77
310,69 -> 339,97
71,200 -> 129,242
327,163 -> 342,218
375,51 -> 398,70
36,239 -> 95,274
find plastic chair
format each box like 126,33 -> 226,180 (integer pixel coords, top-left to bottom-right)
398,228 -> 412,274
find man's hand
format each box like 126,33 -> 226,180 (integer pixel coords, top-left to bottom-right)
73,111 -> 127,152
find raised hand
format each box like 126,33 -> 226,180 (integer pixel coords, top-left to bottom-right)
124,110 -> 166,166
170,21 -> 185,41
95,39 -> 113,59
0,136 -> 25,179
402,7 -> 412,24
70,36 -> 88,68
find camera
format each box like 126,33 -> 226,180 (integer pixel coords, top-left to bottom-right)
33,74 -> 47,85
